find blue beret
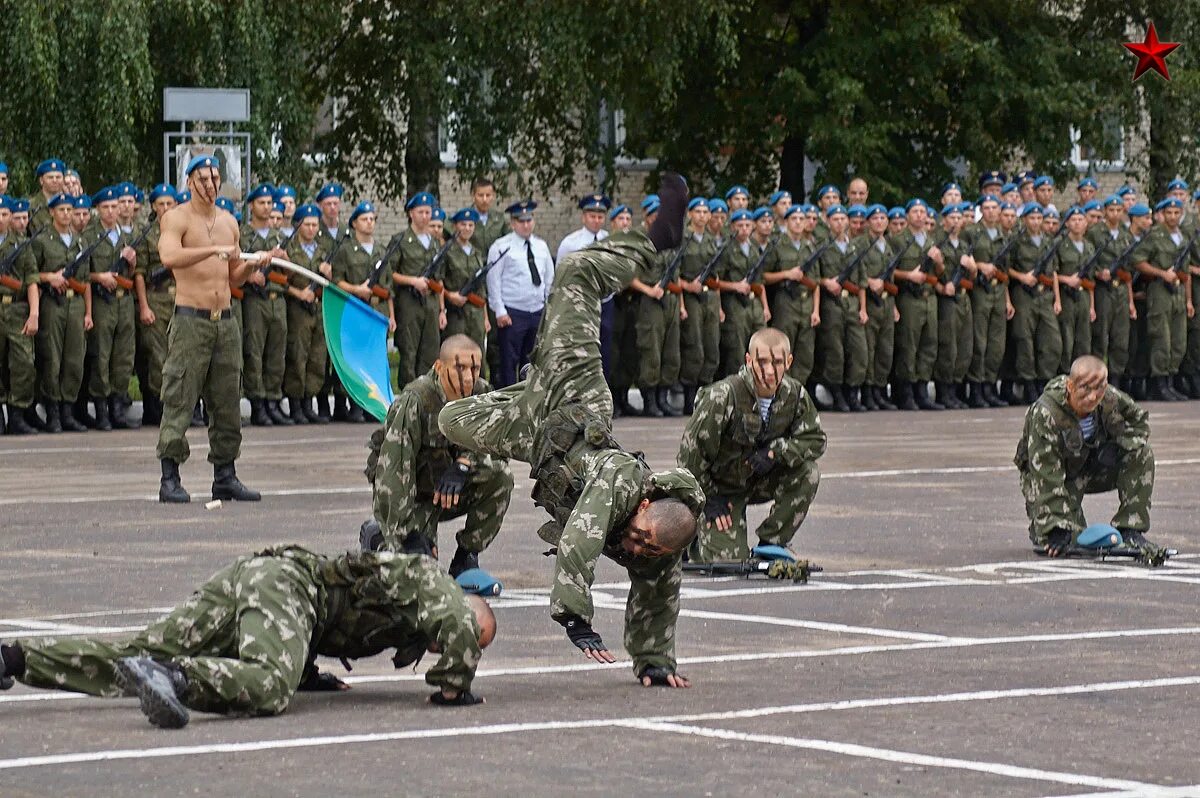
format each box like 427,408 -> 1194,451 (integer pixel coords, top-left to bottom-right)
904,198 -> 928,212
846,204 -> 867,219
825,204 -> 847,218
1000,202 -> 1015,211
816,184 -> 840,200
1033,176 -> 1055,189
940,182 -> 962,195
1115,185 -> 1135,197
316,183 -> 344,202
728,209 -> 752,224
1101,195 -> 1123,207
1020,202 -> 1043,217
1077,177 -> 1099,190
0,195 -> 11,212
505,199 -> 537,219
798,203 -> 816,214
1043,206 -> 1060,219
643,199 -> 661,215
640,194 -> 660,210
1062,205 -> 1084,221
134,189 -> 145,204
1194,189 -> 1200,201
887,207 -> 905,219
0,162 -> 7,174
115,181 -> 136,198
866,203 -> 887,218
451,207 -> 480,224
245,183 -> 275,203
65,168 -> 79,179
185,155 -> 219,176
1016,170 -> 1037,186
293,203 -> 321,222
723,185 -> 749,201
1154,197 -> 1182,211
273,185 -> 297,202
750,206 -> 771,221
928,208 -> 940,219
1000,182 -> 1018,194
74,194 -> 91,209
11,198 -> 29,213
707,198 -> 728,213
687,197 -> 707,211
272,201 -> 286,214
782,205 -> 805,219
35,158 -> 66,177
215,196 -> 235,213
149,183 -> 175,203
940,203 -> 961,216
349,200 -> 377,223
1167,178 -> 1189,191
47,193 -> 73,209
1127,203 -> 1151,217
431,207 -> 446,222
176,190 -> 191,204
92,186 -> 119,205
768,190 -> 791,205
609,204 -> 631,220
1081,200 -> 1101,213
578,193 -> 611,211
978,195 -> 1000,207
978,171 -> 1005,188
405,191 -> 437,211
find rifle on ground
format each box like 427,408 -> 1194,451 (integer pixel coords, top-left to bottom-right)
745,237 -> 777,299
696,238 -> 731,291
409,237 -> 454,304
656,239 -> 688,303
97,221 -> 157,302
462,247 -> 510,308
0,227 -> 47,293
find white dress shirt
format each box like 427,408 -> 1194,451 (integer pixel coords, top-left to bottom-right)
556,226 -> 608,262
486,232 -> 555,317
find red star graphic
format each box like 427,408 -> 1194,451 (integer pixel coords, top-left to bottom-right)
1123,22 -> 1180,82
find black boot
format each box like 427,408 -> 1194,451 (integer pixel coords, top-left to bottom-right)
874,385 -> 897,411
913,381 -> 943,410
116,657 -> 190,729
1023,380 -> 1041,404
266,399 -> 293,425
966,382 -> 988,409
250,399 -> 272,426
59,401 -> 86,432
1184,375 -> 1200,400
808,380 -> 831,411
640,387 -> 663,418
861,385 -> 878,411
1149,376 -> 1176,402
288,397 -> 309,425
983,382 -> 1007,408
614,387 -> 639,417
158,458 -> 190,503
111,395 -> 132,429
346,400 -> 367,423
1167,376 -> 1189,401
940,382 -> 965,409
190,401 -> 206,428
142,392 -> 162,427
830,384 -> 850,412
845,385 -> 865,412
303,397 -> 327,424
93,399 -> 112,431
5,404 -> 36,435
656,386 -> 679,417
315,393 -> 332,422
1129,377 -> 1148,401
682,385 -> 697,415
894,381 -> 918,411
332,394 -> 349,422
43,400 -> 62,433
448,547 -> 480,579
212,463 -> 261,502
24,405 -> 46,432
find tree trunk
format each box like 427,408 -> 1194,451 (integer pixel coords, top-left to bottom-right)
779,135 -> 806,198
405,88 -> 442,197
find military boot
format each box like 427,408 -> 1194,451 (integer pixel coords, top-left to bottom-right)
448,547 -> 480,579
211,463 -> 261,502
23,405 -> 46,432
59,401 -> 86,432
303,397 -> 328,424
983,382 -> 1007,408
332,394 -> 349,421
656,386 -> 679,417
829,384 -> 850,412
287,397 -> 309,424
845,385 -> 865,412
116,657 -> 190,729
266,399 -> 293,425
158,459 -> 190,503
110,395 -> 132,429
640,387 -> 663,418
861,384 -> 878,411
874,385 -> 897,411
893,381 -> 918,411
5,404 -> 36,435
190,401 -> 207,427
250,399 -> 272,426
315,394 -> 332,422
614,388 -> 639,417
1023,380 -> 1040,404
93,398 -> 112,431
42,400 -> 62,433
913,381 -> 943,410
141,392 -> 162,427
346,401 -> 367,423
682,385 -> 698,415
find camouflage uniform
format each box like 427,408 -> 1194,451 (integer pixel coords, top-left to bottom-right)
240,226 -> 289,404
1085,223 -> 1134,380
32,231 -> 88,404
634,248 -> 682,391
962,224 -> 1009,389
15,547 -> 483,714
1132,227 -> 1189,379
859,235 -> 897,394
0,232 -> 37,411
1014,376 -> 1153,546
441,240 -> 488,353
437,232 -> 706,675
718,239 -> 767,378
388,228 -> 442,389
765,235 -> 818,383
678,366 -> 826,562
1009,231 -> 1062,382
677,231 -> 720,388
1054,236 -> 1095,374
87,227 -> 136,402
134,223 -> 173,401
367,368 -> 513,554
889,228 -> 941,384
282,236 -> 329,402
933,235 -> 974,387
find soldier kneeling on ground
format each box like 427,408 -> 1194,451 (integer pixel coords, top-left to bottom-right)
1015,354 -> 1162,557
0,546 -> 496,728
678,327 -> 827,563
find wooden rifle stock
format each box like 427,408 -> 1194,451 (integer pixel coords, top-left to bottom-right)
66,277 -> 88,294
230,284 -> 244,300
114,275 -> 134,290
370,284 -> 390,300
0,274 -> 22,292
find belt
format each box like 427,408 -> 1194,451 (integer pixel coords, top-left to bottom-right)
175,305 -> 233,321
1,295 -> 25,305
66,289 -> 76,299
115,288 -> 126,298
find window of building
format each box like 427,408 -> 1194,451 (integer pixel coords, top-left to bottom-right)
1070,122 -> 1125,172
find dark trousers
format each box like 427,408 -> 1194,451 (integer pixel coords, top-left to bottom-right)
497,307 -> 541,387
599,297 -> 615,381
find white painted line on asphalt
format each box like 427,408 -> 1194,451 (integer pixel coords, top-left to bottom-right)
0,486 -> 370,506
621,721 -> 1162,793
1041,788 -> 1200,798
0,436 -> 352,456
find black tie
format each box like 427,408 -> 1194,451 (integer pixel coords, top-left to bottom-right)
526,240 -> 541,286
593,233 -> 598,243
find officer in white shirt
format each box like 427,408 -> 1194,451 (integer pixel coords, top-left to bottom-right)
558,193 -> 614,380
486,200 -> 555,386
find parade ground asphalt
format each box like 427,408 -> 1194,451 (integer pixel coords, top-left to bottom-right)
1,399 -> 1199,798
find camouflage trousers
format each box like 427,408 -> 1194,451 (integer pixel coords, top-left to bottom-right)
864,293 -> 895,388
768,289 -> 817,384
87,291 -> 135,399
1020,444 -> 1154,545
35,292 -> 86,403
242,292 -> 288,400
934,294 -> 972,383
284,297 -> 327,398
967,280 -> 1007,383
635,293 -> 681,388
679,291 -> 721,386
1092,281 -> 1131,378
393,291 -> 440,390
696,461 -> 821,563
0,297 -> 35,407
18,554 -> 317,717
137,287 -> 175,397
376,460 -> 514,555
1010,287 -> 1062,381
1057,288 -> 1092,375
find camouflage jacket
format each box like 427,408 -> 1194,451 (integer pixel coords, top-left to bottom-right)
1014,375 -> 1150,484
264,546 -> 483,692
678,365 -> 826,497
368,369 -> 497,537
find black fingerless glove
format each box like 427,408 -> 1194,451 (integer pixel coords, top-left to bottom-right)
704,495 -> 731,523
559,614 -> 607,652
297,664 -> 348,692
747,446 -> 775,476
1095,441 -> 1122,470
429,689 -> 483,706
435,461 -> 471,499
638,665 -> 677,686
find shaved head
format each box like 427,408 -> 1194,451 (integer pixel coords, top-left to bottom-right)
749,327 -> 791,353
467,595 -> 497,648
1066,355 -> 1109,417
1069,355 -> 1107,382
746,328 -> 793,397
440,334 -> 481,362
644,498 -> 698,553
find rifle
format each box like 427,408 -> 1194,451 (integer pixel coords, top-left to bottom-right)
696,238 -> 731,290
50,233 -> 106,299
745,237 -> 777,298
1024,228 -> 1068,295
827,239 -> 871,297
984,233 -> 1019,284
97,221 -> 157,302
0,227 -> 47,293
656,238 -> 688,302
364,234 -> 407,300
879,237 -> 916,297
945,239 -> 977,296
462,246 -> 510,308
1076,236 -> 1112,292
410,237 -> 454,303
1110,236 -> 1141,285
297,229 -> 352,305
1163,226 -> 1200,295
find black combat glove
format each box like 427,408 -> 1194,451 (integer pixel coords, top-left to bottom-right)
747,446 -> 776,476
638,665 -> 679,686
1045,527 -> 1072,556
429,689 -> 484,706
704,495 -> 732,524
297,663 -> 349,692
400,531 -> 436,558
1095,441 -> 1122,470
558,614 -> 607,653
432,458 -> 468,501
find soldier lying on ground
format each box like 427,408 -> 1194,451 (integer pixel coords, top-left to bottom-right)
1015,354 -> 1161,556
678,326 -> 827,563
0,546 -> 496,728
438,173 -> 705,689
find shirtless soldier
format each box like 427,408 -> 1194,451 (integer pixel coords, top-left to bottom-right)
155,155 -> 261,504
